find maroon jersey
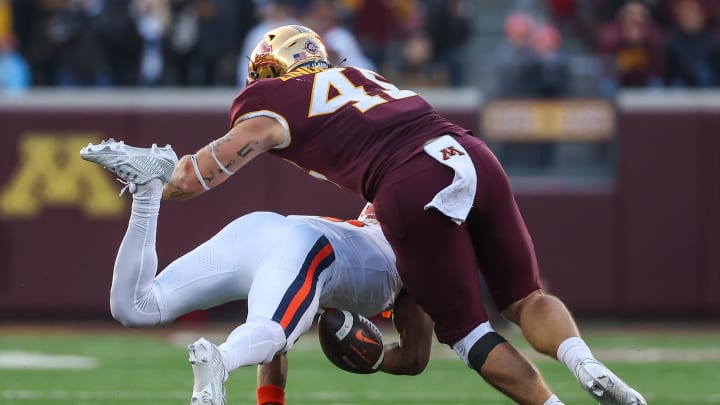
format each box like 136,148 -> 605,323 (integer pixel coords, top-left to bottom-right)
230,67 -> 541,345
229,66 -> 469,201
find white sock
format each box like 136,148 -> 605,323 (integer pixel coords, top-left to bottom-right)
543,394 -> 564,405
131,179 -> 163,217
557,336 -> 595,372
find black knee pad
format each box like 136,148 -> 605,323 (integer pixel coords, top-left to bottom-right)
467,332 -> 507,373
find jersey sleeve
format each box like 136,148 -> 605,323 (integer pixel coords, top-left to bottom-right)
228,81 -> 291,148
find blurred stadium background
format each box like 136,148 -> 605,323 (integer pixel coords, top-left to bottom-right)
1,0 -> 719,403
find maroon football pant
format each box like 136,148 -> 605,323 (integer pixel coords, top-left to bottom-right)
373,135 -> 541,345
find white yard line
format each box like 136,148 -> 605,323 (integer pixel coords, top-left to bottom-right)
0,351 -> 97,369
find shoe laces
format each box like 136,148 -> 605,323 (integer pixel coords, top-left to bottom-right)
115,178 -> 137,196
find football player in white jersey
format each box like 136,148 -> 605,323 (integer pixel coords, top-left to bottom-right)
82,141 -> 434,404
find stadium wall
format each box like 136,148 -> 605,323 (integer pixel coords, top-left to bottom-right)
0,89 -> 717,320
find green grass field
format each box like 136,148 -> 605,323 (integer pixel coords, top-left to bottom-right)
1,322 -> 719,404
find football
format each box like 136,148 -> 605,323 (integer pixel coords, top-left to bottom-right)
317,309 -> 384,374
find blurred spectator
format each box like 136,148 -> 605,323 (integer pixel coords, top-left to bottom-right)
527,21 -> 570,97
425,0 -> 472,87
491,10 -> 536,97
228,0 -> 259,82
545,0 -> 597,48
488,10 -> 570,170
348,0 -> 421,73
660,0 -> 720,29
0,34 -> 30,94
8,0 -> 36,59
0,0 -> 8,39
1,0 -> 30,93
393,32 -> 447,87
166,0 -> 240,86
546,0 -> 576,19
594,0 -> 672,28
236,0 -> 298,86
663,0 -> 720,88
596,0 -> 664,93
166,1 -> 198,85
301,0 -> 374,70
598,0 -> 720,29
12,0 -> 59,86
131,0 -> 170,86
46,0 -> 141,87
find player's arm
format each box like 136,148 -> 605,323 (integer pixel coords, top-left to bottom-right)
162,116 -> 285,200
381,289 -> 434,375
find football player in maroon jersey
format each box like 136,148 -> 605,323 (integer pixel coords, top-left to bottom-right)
160,25 -> 645,405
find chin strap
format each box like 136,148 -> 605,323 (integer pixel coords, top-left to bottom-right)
333,57 -> 348,68
247,55 -> 260,82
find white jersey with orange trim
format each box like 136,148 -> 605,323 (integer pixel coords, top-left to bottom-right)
288,215 -> 401,317
112,202 -> 401,353
109,181 -> 403,371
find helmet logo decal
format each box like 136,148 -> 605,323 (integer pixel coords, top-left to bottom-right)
292,51 -> 308,61
256,40 -> 272,57
304,40 -> 319,55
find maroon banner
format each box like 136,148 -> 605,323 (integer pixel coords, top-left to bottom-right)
1,90 -> 718,320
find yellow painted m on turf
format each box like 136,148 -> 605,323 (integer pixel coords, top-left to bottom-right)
0,133 -> 125,218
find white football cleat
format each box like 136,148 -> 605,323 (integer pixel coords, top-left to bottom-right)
80,138 -> 178,185
188,337 -> 227,405
575,359 -> 647,405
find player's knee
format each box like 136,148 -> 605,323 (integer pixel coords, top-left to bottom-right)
245,316 -> 288,363
466,332 -> 508,374
110,304 -> 151,328
501,289 -> 544,324
109,295 -> 161,328
451,321 -> 507,374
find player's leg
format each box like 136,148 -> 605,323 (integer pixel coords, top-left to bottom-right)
217,220 -> 334,369
112,182 -> 250,326
465,142 -> 576,357
373,157 -> 561,405
111,189 -> 275,404
109,178 -> 165,326
81,140 -> 227,404
468,141 -> 646,405
256,355 -> 287,405
185,212 -> 329,403
80,139 -> 183,326
189,217 -> 334,404
505,292 -> 647,405
115,210 -> 291,402
111,186 -> 268,327
154,213 -> 284,321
